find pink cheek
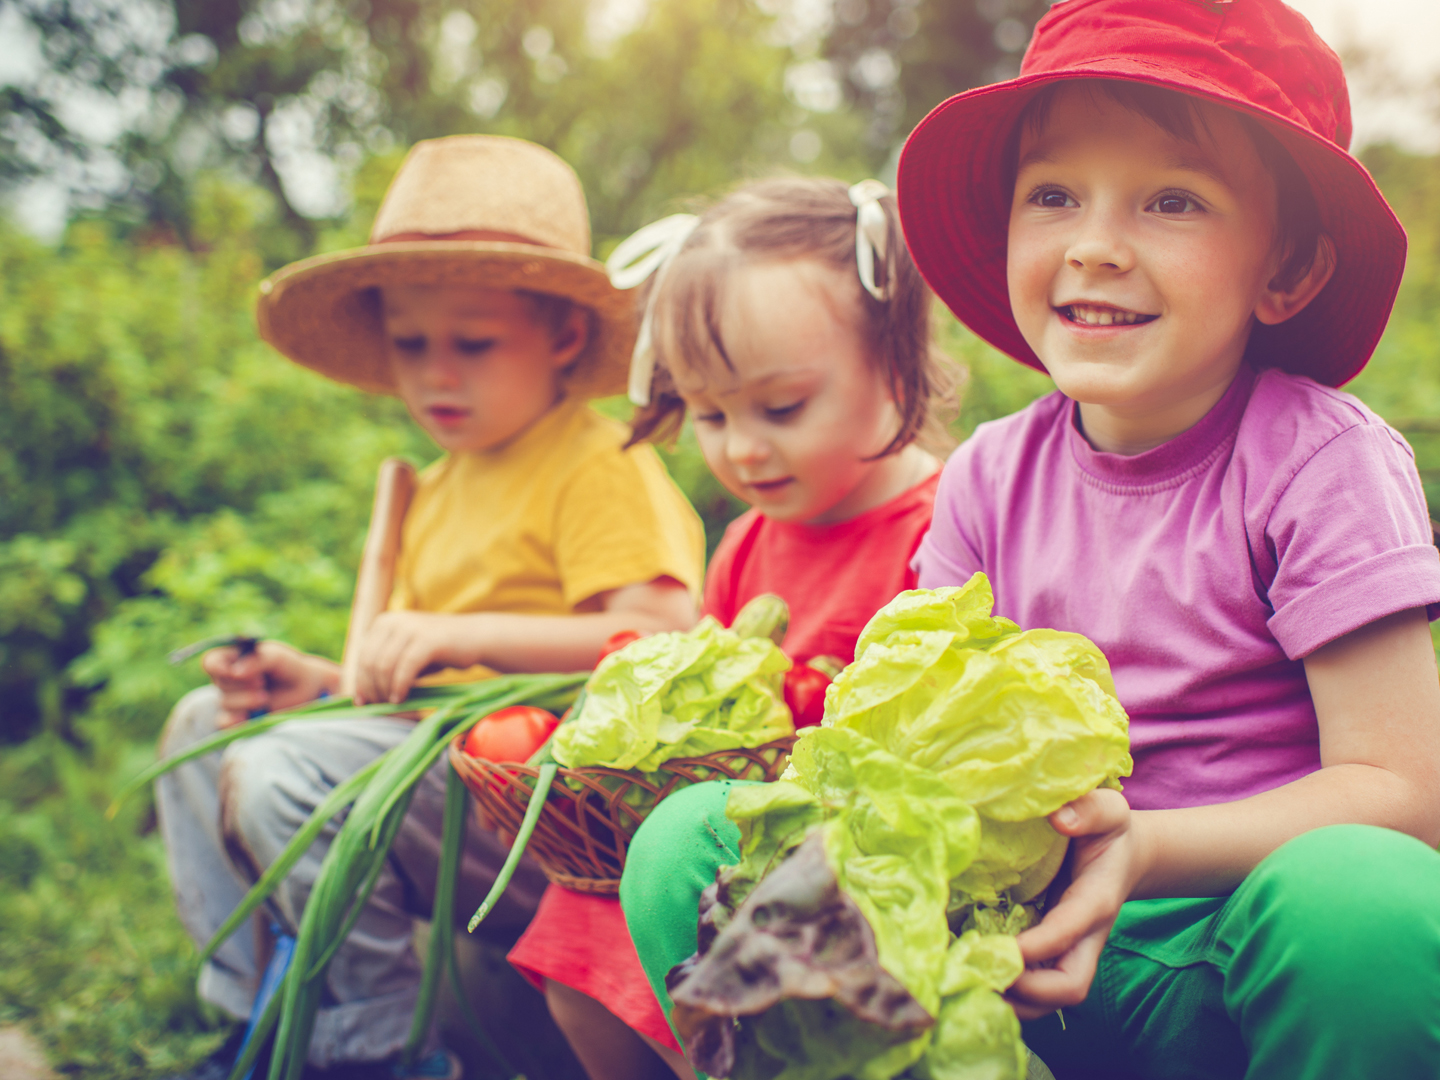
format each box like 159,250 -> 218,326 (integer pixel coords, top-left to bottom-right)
1006,243 -> 1052,315
694,435 -> 732,479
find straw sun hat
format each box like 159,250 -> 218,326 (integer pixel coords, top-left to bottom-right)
256,135 -> 635,399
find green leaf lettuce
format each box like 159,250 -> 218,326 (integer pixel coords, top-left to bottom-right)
552,616 -> 793,771
666,576 -> 1132,1080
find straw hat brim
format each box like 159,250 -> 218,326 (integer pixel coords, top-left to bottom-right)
255,241 -> 637,398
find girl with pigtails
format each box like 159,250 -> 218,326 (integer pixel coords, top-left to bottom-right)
505,176 -> 963,1079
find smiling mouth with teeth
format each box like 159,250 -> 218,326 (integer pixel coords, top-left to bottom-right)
1061,304 -> 1159,327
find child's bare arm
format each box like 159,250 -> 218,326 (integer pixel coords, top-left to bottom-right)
201,641 -> 342,727
352,577 -> 696,706
1008,606 -> 1440,1018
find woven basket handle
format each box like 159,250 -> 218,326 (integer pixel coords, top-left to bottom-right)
340,457 -> 418,697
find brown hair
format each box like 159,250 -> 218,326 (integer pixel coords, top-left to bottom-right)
518,290 -> 584,339
626,176 -> 961,456
1011,81 -> 1324,291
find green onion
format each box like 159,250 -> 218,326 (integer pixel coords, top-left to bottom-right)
252,674 -> 584,1079
403,763 -> 467,1069
466,762 -> 556,933
225,980 -> 282,1080
200,755 -> 385,964
111,672 -> 586,1078
106,683 -> 505,818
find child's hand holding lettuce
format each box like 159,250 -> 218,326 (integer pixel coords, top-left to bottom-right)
666,574 -> 1132,1080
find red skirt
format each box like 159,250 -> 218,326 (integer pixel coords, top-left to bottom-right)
507,884 -> 681,1052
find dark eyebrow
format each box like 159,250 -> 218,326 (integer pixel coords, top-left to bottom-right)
1015,145 -> 1057,173
1015,143 -> 1232,190
1163,152 -> 1230,186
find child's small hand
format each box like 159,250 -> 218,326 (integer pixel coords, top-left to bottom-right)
1007,787 -> 1143,1021
202,640 -> 337,727
354,611 -> 481,706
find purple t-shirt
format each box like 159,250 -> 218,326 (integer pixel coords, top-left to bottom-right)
915,366 -> 1440,811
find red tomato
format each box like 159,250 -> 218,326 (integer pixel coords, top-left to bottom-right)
597,629 -> 646,664
784,663 -> 832,729
461,705 -> 559,763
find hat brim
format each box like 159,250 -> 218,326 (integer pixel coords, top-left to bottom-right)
897,65 -> 1407,388
255,241 -> 637,398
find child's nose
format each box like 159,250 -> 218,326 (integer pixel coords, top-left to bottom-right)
421,350 -> 465,389
1065,212 -> 1135,273
726,425 -> 770,466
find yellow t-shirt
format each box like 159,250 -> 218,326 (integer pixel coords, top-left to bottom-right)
389,399 -> 705,625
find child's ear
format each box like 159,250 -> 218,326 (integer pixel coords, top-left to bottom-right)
1254,234 -> 1336,326
547,306 -> 592,369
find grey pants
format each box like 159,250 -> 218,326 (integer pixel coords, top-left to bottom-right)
155,686 -> 548,1067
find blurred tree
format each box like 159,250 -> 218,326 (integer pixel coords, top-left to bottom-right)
819,0 -> 1052,159
1,0 -> 1056,252
0,0 -> 803,251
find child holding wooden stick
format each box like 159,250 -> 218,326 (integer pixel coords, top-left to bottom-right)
157,136 -> 705,1079
505,176 -> 960,1079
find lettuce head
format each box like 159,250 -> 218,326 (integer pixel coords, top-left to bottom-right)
665,576 -> 1131,1080
552,615 -> 794,771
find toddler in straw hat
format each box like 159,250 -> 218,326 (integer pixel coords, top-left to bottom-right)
154,136 -> 705,1078
618,3 -> 1440,1079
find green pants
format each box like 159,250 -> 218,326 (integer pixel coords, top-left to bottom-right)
620,780 -> 1440,1080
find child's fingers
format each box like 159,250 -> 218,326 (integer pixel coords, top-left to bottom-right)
1007,928 -> 1108,1018
355,655 -> 388,709
214,685 -> 269,729
388,641 -> 434,704
357,618 -> 405,706
217,686 -> 270,714
352,642 -> 386,708
1049,786 -> 1129,838
1016,873 -> 1113,965
202,646 -> 249,686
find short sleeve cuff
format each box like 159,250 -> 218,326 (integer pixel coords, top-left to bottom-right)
913,531 -> 979,590
1267,543 -> 1440,659
561,556 -> 703,609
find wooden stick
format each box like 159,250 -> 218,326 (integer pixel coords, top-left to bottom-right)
340,457 -> 418,697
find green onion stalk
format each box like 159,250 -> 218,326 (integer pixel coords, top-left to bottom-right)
466,690 -> 586,934
111,671 -> 587,1080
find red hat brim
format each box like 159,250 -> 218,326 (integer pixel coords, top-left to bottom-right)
898,63 -> 1406,388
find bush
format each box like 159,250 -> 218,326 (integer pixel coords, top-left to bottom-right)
0,191 -> 431,743
0,736 -> 228,1078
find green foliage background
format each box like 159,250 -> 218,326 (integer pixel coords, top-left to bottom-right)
4,145 -> 1438,1074
1,0 -> 1438,1073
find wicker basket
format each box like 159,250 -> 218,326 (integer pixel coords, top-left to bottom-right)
448,736 -> 795,895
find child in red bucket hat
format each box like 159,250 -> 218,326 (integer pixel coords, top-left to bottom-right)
900,0 -> 1440,1075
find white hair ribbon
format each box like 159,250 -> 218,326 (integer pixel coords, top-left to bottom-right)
607,213 -> 702,406
848,179 -> 893,303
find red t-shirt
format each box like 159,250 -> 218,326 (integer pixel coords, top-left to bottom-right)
703,472 -> 940,663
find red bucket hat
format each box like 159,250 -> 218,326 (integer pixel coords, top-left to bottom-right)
897,0 -> 1406,388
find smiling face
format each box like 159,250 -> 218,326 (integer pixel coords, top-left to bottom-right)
381,284 -> 587,453
1007,84 -> 1324,453
668,260 -> 930,525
